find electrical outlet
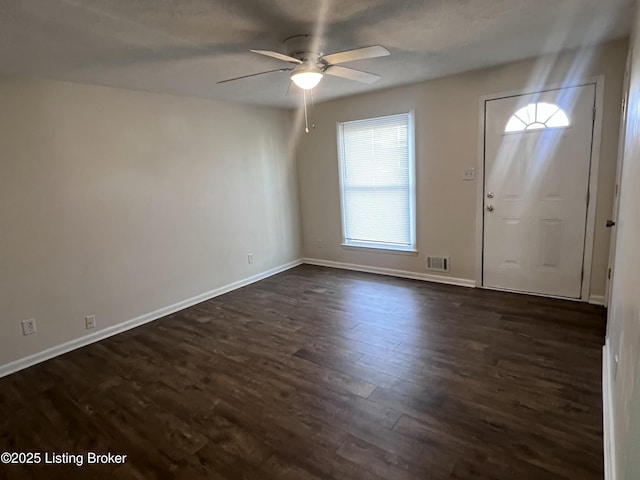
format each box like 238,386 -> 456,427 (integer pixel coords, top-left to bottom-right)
21,318 -> 37,336
463,167 -> 475,180
85,315 -> 97,330
247,253 -> 254,264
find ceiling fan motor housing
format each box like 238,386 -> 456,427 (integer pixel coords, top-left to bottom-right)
283,34 -> 324,63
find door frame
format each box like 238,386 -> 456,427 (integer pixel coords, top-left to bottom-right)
474,76 -> 605,302
604,50 -> 631,308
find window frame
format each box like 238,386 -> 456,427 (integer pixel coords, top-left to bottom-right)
336,111 -> 417,253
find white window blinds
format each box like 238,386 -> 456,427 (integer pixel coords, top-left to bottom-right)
337,112 -> 416,251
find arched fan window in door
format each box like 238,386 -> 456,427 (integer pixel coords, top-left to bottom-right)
504,102 -> 570,133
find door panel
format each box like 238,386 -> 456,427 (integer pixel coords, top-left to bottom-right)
537,218 -> 562,269
483,84 -> 596,298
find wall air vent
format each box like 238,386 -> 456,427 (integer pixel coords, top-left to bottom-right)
426,256 -> 450,273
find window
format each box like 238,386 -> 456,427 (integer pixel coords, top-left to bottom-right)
505,102 -> 570,133
337,112 -> 416,252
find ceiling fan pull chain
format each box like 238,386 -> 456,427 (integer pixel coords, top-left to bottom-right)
310,88 -> 316,130
303,89 -> 310,133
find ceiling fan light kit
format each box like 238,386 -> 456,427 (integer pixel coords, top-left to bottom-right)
291,64 -> 323,90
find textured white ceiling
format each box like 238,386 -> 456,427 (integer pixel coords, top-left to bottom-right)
0,0 -> 633,108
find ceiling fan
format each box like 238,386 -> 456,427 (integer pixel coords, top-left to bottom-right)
218,34 -> 390,90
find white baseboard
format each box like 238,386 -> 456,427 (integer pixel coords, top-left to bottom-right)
590,294 -> 605,306
603,341 -> 616,480
302,257 -> 476,288
0,258 -> 303,379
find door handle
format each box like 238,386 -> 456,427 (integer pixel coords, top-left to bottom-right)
487,192 -> 494,198
606,220 -> 616,228
486,205 -> 494,212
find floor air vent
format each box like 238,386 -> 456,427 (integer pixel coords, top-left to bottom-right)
426,256 -> 450,272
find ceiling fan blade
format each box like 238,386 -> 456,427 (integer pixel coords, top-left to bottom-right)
322,45 -> 389,65
217,68 -> 292,84
324,65 -> 381,84
250,49 -> 303,64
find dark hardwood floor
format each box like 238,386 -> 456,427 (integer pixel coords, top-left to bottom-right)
0,265 -> 606,479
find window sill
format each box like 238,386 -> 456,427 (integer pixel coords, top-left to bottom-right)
341,243 -> 418,256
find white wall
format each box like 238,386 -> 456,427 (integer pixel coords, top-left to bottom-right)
607,4 -> 640,479
0,78 -> 301,368
297,39 -> 627,297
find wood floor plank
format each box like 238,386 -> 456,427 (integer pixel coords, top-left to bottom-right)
0,265 -> 605,479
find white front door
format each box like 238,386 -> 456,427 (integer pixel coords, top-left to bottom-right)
483,84 -> 596,299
